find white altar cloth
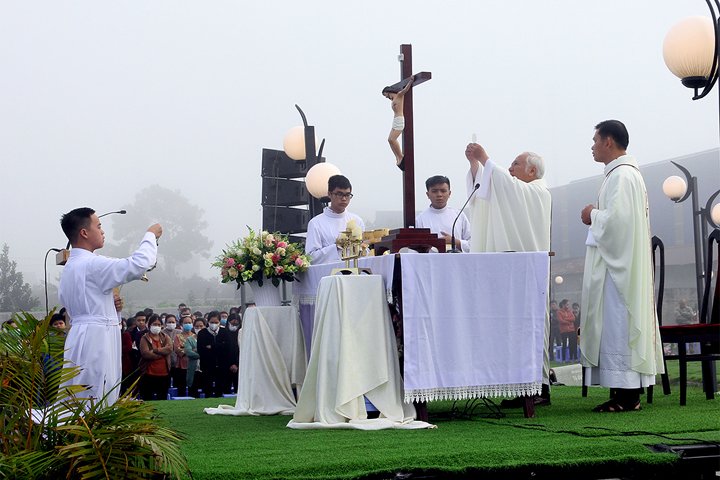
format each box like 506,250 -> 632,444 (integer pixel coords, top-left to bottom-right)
288,275 -> 433,430
204,306 -> 307,416
293,254 -> 396,358
292,254 -> 396,305
401,252 -> 548,403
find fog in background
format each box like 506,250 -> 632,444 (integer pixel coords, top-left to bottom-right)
2,1 -> 718,287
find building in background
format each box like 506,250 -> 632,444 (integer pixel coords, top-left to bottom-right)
550,148 -> 720,325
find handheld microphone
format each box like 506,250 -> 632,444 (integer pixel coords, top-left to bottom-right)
450,183 -> 479,253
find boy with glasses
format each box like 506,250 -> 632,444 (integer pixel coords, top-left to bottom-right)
306,174 -> 365,264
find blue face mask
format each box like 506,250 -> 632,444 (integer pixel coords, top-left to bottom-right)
182,324 -> 193,332
220,318 -> 227,325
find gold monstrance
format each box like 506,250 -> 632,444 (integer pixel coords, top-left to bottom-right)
331,219 -> 372,276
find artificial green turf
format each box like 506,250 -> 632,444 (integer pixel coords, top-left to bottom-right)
153,383 -> 719,480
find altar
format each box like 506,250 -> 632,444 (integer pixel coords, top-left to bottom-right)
293,252 -> 548,414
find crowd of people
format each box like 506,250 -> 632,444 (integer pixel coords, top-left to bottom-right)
123,304 -> 246,400
549,300 -> 581,363
38,303 -> 248,401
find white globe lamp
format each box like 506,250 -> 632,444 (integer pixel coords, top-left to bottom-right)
712,203 -> 720,225
283,126 -> 319,161
306,163 -> 341,199
663,175 -> 687,201
663,16 -> 716,90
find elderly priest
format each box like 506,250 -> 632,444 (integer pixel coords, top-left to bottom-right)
580,120 -> 664,412
464,143 -> 552,407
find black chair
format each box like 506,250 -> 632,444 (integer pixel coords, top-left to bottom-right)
658,229 -> 720,405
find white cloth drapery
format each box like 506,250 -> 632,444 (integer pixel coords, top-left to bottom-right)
288,275 -> 433,430
400,252 -> 548,403
204,306 -> 307,416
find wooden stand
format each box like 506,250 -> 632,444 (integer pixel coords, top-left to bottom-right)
374,228 -> 446,255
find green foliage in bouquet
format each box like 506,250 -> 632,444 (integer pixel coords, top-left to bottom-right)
213,227 -> 311,288
0,311 -> 190,479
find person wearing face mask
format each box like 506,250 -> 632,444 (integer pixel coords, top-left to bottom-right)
138,314 -> 173,401
163,314 -> 179,391
223,313 -> 241,394
172,315 -> 195,397
219,311 -> 229,327
186,318 -> 205,398
197,311 -> 231,398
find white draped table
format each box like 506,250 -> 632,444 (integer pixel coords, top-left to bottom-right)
293,255 -> 396,355
288,275 -> 433,430
204,306 -> 307,416
401,252 -> 548,403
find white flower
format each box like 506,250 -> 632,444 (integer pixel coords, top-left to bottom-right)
253,247 -> 262,256
252,265 -> 260,272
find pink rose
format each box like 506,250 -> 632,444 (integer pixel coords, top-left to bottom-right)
277,241 -> 287,249
275,266 -> 284,275
226,257 -> 235,267
295,258 -> 304,266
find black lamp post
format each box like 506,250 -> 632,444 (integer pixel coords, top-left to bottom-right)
663,4 -> 720,311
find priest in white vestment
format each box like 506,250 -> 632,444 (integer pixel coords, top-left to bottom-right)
580,120 -> 663,412
465,143 -> 552,407
415,175 -> 471,252
58,207 -> 162,406
305,174 -> 365,265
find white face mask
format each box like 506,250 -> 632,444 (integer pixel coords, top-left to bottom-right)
228,325 -> 239,332
193,328 -> 202,334
150,326 -> 162,335
165,323 -> 176,330
208,323 -> 220,332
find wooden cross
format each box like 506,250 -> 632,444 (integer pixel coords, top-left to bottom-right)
385,44 -> 432,228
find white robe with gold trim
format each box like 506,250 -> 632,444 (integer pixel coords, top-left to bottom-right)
580,155 -> 664,387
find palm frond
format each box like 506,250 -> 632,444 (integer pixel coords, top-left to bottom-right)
0,311 -> 191,479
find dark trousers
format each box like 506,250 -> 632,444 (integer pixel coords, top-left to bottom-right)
171,367 -> 187,397
550,329 -> 562,360
139,373 -> 170,401
202,366 -> 224,398
189,370 -> 203,398
561,332 -> 577,361
224,368 -> 238,394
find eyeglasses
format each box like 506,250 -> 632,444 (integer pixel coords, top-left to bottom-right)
330,191 -> 353,200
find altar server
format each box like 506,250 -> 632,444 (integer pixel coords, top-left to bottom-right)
580,120 -> 663,412
59,207 -> 161,405
464,143 -> 552,407
415,175 -> 471,252
305,175 -> 364,264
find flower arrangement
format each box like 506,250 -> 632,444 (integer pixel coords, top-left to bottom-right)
213,227 -> 311,288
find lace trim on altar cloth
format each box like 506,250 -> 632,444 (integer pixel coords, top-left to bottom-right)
297,289 -> 393,306
404,382 -> 542,404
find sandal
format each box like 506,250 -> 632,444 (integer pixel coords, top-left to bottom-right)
592,399 -> 641,412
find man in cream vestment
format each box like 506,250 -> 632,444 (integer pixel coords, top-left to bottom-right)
580,120 -> 664,412
306,175 -> 364,265
59,207 -> 162,406
465,143 -> 552,406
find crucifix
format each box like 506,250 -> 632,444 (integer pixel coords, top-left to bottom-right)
384,44 -> 432,228
375,44 -> 443,257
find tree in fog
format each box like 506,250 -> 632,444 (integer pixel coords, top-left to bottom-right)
111,185 -> 213,275
0,244 -> 40,312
